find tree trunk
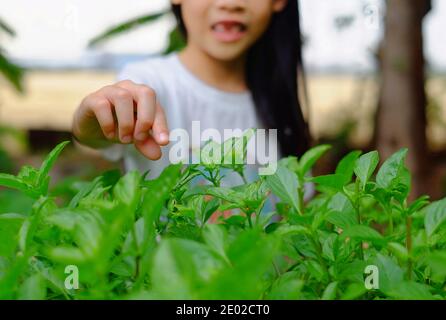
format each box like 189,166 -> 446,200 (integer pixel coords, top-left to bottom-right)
375,0 -> 431,198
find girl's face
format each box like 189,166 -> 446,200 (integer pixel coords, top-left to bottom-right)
172,0 -> 288,61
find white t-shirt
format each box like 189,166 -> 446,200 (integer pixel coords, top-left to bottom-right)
102,53 -> 314,199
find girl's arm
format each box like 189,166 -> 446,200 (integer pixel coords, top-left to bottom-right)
72,79 -> 169,160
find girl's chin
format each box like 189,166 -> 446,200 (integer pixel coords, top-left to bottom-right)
206,45 -> 247,62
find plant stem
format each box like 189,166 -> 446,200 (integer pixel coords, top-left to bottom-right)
245,210 -> 253,228
237,169 -> 248,185
272,260 -> 281,278
309,232 -> 331,282
175,172 -> 199,191
297,175 -> 305,216
247,215 -> 253,229
354,180 -> 364,260
131,225 -> 141,279
298,188 -> 305,216
387,205 -> 394,234
406,215 -> 413,280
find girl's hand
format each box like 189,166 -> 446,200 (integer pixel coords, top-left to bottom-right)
72,80 -> 169,160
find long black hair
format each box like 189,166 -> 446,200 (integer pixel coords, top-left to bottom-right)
172,1 -> 310,158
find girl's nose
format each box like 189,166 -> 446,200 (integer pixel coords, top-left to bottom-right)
215,0 -> 247,13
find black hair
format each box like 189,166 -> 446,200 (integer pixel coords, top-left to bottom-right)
172,1 -> 310,157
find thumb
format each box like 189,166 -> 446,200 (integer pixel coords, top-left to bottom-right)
134,136 -> 163,160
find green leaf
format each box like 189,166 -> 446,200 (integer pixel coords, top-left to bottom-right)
375,148 -> 411,203
376,148 -> 409,190
327,211 -> 357,231
113,171 -> 141,207
299,145 -> 331,177
407,195 -> 430,216
223,215 -> 246,228
387,242 -> 409,261
202,224 -> 230,264
278,156 -> 299,173
234,180 -> 268,205
335,150 -> 362,179
45,209 -> 105,262
0,18 -> 16,37
426,251 -> 446,282
383,281 -> 434,300
0,51 -> 25,92
202,198 -> 220,224
0,173 -> 38,198
328,192 -> 354,212
0,173 -> 25,189
123,217 -> 145,254
30,260 -> 70,299
137,164 -> 182,286
206,187 -> 245,204
17,274 -> 46,300
354,151 -> 379,190
266,166 -> 300,214
142,164 -> 182,224
326,193 -> 357,229
373,253 -> 404,292
305,260 -> 327,282
0,213 -> 25,257
67,169 -> 120,209
341,225 -> 385,246
46,246 -> 86,265
0,255 -> 28,299
151,238 -> 224,299
275,225 -> 310,237
424,198 -> 446,237
0,190 -> 34,215
265,272 -> 304,300
312,174 -> 350,192
341,283 -> 367,300
110,260 -> 134,277
321,281 -> 338,300
18,165 -> 39,186
322,234 -> 337,262
204,230 -> 279,299
164,26 -> 186,54
19,197 -> 56,253
337,260 -> 368,283
258,211 -> 277,229
37,141 -> 70,190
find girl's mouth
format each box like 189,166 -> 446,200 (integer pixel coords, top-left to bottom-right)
211,21 -> 248,43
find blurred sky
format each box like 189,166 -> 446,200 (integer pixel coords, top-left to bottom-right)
2,0 -> 446,72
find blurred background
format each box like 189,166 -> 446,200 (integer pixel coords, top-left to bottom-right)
0,0 -> 445,199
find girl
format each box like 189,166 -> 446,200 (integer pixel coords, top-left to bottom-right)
72,0 -> 311,188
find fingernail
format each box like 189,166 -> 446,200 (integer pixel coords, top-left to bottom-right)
136,132 -> 148,141
121,135 -> 132,144
107,131 -> 115,139
159,132 -> 169,143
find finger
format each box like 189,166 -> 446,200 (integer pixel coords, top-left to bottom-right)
90,97 -> 116,140
152,103 -> 169,146
101,86 -> 135,144
116,82 -> 157,142
135,136 -> 162,160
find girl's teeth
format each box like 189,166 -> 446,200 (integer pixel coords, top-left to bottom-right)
214,24 -> 243,33
215,24 -> 225,32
